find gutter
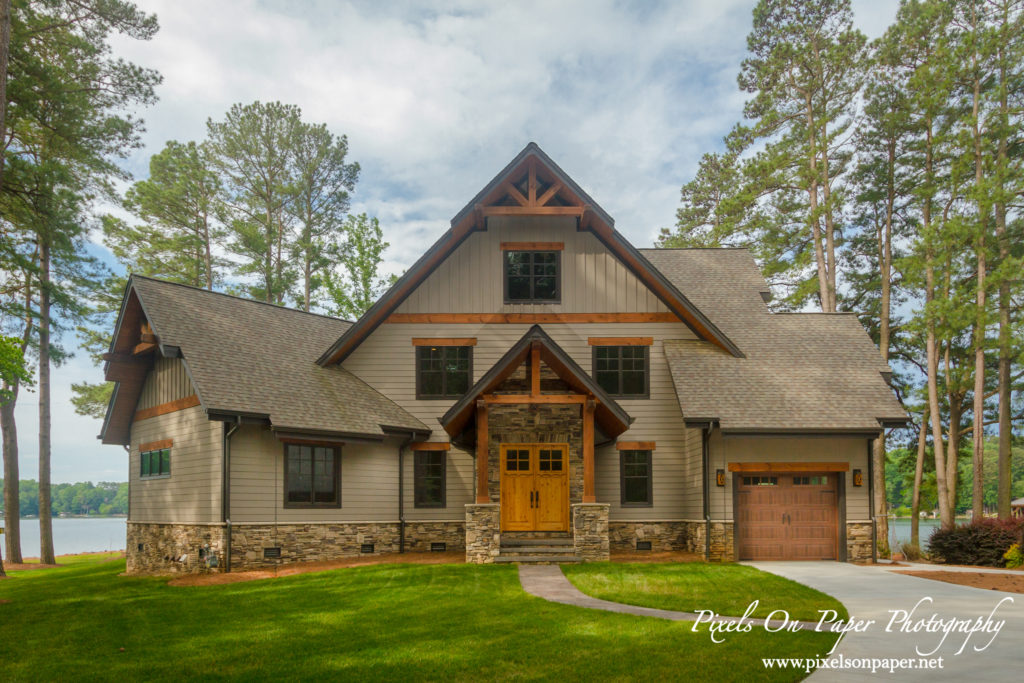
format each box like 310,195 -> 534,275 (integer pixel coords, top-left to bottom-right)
867,438 -> 877,563
397,433 -> 418,554
702,425 -> 711,560
222,417 -> 241,572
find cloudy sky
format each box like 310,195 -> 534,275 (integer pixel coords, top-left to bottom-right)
14,0 -> 899,483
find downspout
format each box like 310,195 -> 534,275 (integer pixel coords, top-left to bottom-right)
867,438 -> 876,563
398,434 -> 416,554
702,425 -> 711,560
222,418 -> 240,572
123,445 -> 131,522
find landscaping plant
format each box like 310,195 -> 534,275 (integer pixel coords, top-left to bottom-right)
928,518 -> 1024,566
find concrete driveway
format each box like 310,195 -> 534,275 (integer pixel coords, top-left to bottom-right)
746,561 -> 1023,680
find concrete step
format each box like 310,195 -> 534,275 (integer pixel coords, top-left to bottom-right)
501,538 -> 575,547
494,555 -> 579,564
499,545 -> 575,554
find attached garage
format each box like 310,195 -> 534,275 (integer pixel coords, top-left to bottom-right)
734,468 -> 845,561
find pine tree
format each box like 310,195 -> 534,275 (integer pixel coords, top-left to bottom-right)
325,214 -> 395,320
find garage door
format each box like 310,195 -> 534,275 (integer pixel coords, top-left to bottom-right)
735,473 -> 838,561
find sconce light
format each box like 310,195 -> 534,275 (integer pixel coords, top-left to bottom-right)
853,469 -> 863,487
716,469 -> 725,487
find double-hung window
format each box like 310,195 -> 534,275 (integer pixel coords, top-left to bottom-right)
413,451 -> 446,508
620,450 -> 653,506
285,444 -> 340,507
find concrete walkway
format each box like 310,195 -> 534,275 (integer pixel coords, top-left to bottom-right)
517,564 -> 819,627
748,561 -> 1024,680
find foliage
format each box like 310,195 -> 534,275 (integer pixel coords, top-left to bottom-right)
927,517 -> 1024,566
0,335 -> 32,404
899,541 -> 922,561
69,381 -> 113,419
0,556 -> 840,681
0,479 -> 127,516
1005,543 -> 1023,569
325,213 -> 396,320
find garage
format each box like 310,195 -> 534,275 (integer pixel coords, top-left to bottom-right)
735,472 -> 840,561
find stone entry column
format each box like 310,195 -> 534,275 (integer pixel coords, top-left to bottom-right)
465,503 -> 500,564
572,502 -> 609,561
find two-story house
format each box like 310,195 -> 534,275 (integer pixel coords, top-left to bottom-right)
100,144 -> 906,573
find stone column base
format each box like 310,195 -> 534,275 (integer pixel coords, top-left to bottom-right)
465,504 -> 500,564
846,522 -> 873,562
572,503 -> 610,562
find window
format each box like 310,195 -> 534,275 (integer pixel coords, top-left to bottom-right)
794,475 -> 828,486
414,451 -> 446,508
594,346 -> 649,397
620,450 -> 652,506
284,444 -> 340,507
742,476 -> 778,486
416,346 -> 472,399
504,250 -> 560,303
140,448 -> 171,479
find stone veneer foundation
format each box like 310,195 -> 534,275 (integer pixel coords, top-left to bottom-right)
127,522 -> 227,574
846,521 -> 874,562
572,503 -> 610,561
465,504 -> 500,564
609,521 -> 691,553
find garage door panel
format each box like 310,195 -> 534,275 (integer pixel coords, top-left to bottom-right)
737,472 -> 838,561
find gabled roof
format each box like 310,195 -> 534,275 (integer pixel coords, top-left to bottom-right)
317,143 -> 742,367
440,325 -> 632,443
100,276 -> 428,445
642,249 -> 907,433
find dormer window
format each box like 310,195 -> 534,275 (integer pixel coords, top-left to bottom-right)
504,250 -> 560,303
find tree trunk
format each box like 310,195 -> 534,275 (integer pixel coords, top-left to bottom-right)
994,41 -> 1011,521
38,235 -> 54,565
1,277 -> 31,565
970,58 -> 986,521
945,398 -> 962,522
0,0 -> 12,191
819,120 -> 837,312
911,406 -> 928,547
873,433 -> 889,556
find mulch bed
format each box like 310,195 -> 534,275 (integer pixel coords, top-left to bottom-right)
610,551 -> 703,563
168,550 -> 465,587
892,570 -> 1024,594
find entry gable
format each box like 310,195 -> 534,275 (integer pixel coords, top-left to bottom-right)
440,325 -> 632,445
317,143 -> 742,366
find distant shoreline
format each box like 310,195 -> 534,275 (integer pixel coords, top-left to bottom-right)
1,514 -> 128,520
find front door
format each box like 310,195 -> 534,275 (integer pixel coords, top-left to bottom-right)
500,443 -> 569,531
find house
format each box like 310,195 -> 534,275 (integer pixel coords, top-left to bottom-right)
1013,498 -> 1024,519
100,143 -> 906,574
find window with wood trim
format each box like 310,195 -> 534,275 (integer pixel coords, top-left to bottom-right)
416,346 -> 472,399
284,444 -> 340,507
620,450 -> 652,506
504,250 -> 560,303
140,448 -> 171,479
594,346 -> 649,397
414,451 -> 446,508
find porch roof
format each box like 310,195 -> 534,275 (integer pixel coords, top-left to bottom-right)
439,325 -> 633,444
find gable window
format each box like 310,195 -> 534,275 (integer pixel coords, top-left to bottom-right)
504,250 -> 560,303
140,448 -> 171,479
594,346 -> 649,397
416,346 -> 472,399
414,451 -> 446,508
620,450 -> 652,506
285,444 -> 340,507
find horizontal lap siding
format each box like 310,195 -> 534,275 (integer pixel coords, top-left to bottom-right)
229,426 -> 402,523
137,357 -> 194,410
129,405 -> 220,523
708,434 -> 871,521
394,217 -> 668,315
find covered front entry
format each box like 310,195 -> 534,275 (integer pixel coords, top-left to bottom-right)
735,471 -> 839,561
500,443 -> 569,531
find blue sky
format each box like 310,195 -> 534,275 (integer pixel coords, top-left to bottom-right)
11,0 -> 899,483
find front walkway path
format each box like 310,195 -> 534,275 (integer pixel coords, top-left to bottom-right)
517,564 -> 818,627
748,561 -> 1024,681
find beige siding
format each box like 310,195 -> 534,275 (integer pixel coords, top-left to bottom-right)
707,434 -> 872,521
395,217 -> 669,314
230,426 -> 403,523
129,405 -> 221,523
137,357 -> 194,410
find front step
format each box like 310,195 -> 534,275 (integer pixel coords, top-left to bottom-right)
501,538 -> 574,547
495,554 -> 578,564
497,535 -> 577,564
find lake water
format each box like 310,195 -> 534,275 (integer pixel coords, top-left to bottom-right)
2,517 -> 126,559
887,518 -> 943,549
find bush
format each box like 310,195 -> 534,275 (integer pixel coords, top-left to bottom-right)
928,518 -> 1024,567
900,541 -> 922,561
1005,544 -> 1023,570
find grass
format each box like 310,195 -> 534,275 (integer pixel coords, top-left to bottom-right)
0,554 -> 841,681
563,562 -> 848,622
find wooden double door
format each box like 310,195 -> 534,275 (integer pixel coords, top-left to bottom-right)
736,473 -> 838,561
500,443 -> 569,532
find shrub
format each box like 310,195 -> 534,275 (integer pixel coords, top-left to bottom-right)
1005,544 -> 1024,570
928,518 -> 1024,567
900,541 -> 922,561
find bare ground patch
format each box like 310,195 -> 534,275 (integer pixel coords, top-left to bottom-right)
892,570 -> 1024,594
610,550 -> 703,563
168,550 -> 465,586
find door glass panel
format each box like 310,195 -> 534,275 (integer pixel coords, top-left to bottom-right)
538,449 -> 563,472
506,449 -> 529,472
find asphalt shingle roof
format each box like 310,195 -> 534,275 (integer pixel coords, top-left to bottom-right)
131,277 -> 428,437
640,248 -> 906,432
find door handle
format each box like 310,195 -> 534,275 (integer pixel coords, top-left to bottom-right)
530,491 -> 535,508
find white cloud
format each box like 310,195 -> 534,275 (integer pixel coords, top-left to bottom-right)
22,0 -> 897,482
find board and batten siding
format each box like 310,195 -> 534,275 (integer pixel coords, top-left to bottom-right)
129,404 -> 221,524
707,434 -> 871,522
137,356 -> 194,410
394,216 -> 669,315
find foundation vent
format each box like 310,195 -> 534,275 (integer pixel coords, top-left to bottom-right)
430,542 -> 447,552
263,547 -> 281,559
361,543 -> 375,554
636,541 -> 652,551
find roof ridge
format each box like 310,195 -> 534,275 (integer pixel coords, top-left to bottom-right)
130,275 -> 355,324
772,311 -> 859,316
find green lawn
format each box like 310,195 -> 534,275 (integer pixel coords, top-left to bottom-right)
0,554 -> 838,682
563,562 -> 848,622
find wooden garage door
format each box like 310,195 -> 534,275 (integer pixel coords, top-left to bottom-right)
736,473 -> 837,561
